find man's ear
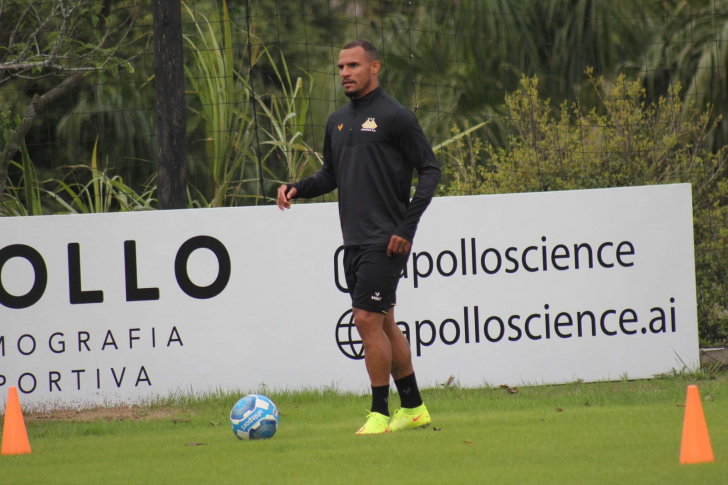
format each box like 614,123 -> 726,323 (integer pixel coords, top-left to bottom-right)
371,60 -> 381,76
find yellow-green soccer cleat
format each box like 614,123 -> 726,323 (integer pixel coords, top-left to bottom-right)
354,412 -> 390,435
388,403 -> 431,432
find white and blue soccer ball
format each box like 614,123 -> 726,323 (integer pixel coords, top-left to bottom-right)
230,394 -> 280,440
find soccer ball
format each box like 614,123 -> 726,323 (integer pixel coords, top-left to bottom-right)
230,394 -> 280,440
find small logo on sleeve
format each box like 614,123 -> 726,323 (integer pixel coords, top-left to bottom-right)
338,124 -> 344,131
361,118 -> 377,132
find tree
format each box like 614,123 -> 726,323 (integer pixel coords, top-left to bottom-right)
153,0 -> 187,209
0,0 -> 141,200
640,0 -> 728,148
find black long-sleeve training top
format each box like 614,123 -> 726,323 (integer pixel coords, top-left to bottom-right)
291,87 -> 441,246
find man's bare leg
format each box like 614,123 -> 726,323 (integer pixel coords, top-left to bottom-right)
352,307 -> 393,436
383,308 -> 414,380
383,307 -> 430,431
353,308 -> 391,387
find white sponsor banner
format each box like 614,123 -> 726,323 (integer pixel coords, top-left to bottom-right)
0,184 -> 698,410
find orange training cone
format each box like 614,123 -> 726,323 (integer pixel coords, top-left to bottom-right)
679,385 -> 714,464
1,386 -> 32,455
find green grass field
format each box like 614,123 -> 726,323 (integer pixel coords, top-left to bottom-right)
1,374 -> 727,484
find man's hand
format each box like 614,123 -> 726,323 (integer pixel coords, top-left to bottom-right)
277,185 -> 298,210
387,235 -> 411,257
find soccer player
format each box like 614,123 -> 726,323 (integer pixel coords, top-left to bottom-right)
277,40 -> 441,435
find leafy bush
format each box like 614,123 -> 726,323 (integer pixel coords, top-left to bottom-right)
438,72 -> 728,345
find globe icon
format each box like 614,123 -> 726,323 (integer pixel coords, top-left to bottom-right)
335,309 -> 364,360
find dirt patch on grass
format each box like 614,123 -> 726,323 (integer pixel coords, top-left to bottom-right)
27,405 -> 174,423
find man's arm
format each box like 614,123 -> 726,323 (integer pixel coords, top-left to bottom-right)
277,123 -> 337,210
391,108 -> 441,243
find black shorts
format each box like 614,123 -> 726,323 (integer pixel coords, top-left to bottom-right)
343,244 -> 409,314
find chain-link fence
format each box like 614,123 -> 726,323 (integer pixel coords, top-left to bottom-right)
1,0 -> 727,344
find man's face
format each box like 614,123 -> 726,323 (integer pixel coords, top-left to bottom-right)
338,46 -> 380,99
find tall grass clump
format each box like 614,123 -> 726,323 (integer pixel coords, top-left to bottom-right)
44,139 -> 156,214
0,151 -> 43,216
183,0 -> 251,207
183,0 -> 327,207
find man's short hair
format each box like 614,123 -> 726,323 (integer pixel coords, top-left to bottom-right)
342,40 -> 380,62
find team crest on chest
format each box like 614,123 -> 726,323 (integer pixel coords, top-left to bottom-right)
361,118 -> 377,132
338,124 -> 344,131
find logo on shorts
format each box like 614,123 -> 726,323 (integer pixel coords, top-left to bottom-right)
371,292 -> 382,301
361,118 -> 377,132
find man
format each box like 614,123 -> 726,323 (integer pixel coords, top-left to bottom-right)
277,40 -> 441,435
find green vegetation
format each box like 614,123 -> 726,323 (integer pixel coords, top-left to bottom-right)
2,1 -> 728,340
1,375 -> 727,483
437,73 -> 728,344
